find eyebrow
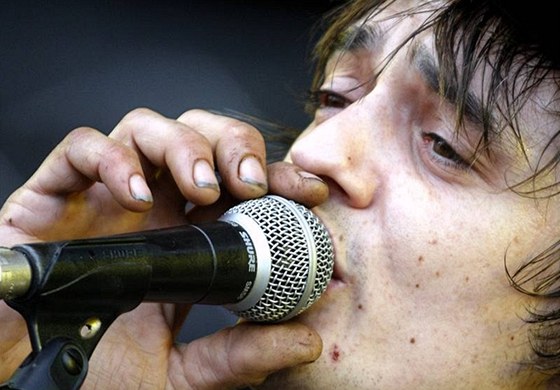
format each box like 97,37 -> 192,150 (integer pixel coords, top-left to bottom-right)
334,23 -> 383,52
409,43 -> 486,127
336,23 -> 488,129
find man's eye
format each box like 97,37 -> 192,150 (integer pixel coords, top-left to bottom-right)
422,132 -> 470,170
308,89 -> 352,110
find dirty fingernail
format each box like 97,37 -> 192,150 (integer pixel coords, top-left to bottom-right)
129,174 -> 153,203
298,171 -> 325,183
239,155 -> 267,191
193,159 -> 220,192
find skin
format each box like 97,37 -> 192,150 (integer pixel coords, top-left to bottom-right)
258,1 -> 560,389
0,0 -> 559,389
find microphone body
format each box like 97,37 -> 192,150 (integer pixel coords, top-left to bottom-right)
6,221 -> 255,304
0,195 -> 334,323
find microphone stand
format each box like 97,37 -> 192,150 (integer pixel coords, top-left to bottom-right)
0,238 -> 154,390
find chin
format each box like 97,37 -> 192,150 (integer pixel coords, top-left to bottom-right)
251,276 -> 352,389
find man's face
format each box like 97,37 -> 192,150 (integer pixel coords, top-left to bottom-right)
258,1 -> 560,389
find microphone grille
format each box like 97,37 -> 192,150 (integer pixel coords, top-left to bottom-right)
223,195 -> 334,322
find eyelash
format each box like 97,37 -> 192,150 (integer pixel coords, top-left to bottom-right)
307,89 -> 352,111
421,132 -> 471,171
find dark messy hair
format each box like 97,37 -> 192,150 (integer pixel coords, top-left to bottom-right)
308,0 -> 560,382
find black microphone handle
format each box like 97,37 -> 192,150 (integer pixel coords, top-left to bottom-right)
10,221 -> 257,307
1,220 -> 260,390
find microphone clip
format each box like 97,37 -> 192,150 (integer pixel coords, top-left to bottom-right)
2,239 -> 154,390
1,337 -> 88,390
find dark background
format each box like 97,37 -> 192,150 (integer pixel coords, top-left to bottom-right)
0,1 -> 340,340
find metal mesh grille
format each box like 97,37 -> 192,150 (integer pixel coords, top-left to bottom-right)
224,196 -> 334,322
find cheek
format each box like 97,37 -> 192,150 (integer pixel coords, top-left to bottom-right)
376,185 -> 525,304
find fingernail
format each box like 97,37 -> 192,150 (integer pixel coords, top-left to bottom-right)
129,174 -> 153,203
239,155 -> 267,190
298,171 -> 325,183
193,159 -> 220,192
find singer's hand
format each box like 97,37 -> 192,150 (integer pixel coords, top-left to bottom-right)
85,303 -> 322,389
0,107 -> 327,388
0,108 -> 265,245
0,108 -> 327,245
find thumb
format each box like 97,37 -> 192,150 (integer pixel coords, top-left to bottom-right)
168,321 -> 322,389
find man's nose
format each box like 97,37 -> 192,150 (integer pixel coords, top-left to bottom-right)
288,103 -> 381,209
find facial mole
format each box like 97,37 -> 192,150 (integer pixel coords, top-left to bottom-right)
410,337 -> 416,344
415,283 -> 420,288
465,276 -> 470,283
330,344 -> 341,362
418,255 -> 424,263
358,304 -> 363,310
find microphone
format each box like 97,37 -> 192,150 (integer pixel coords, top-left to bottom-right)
0,195 -> 334,323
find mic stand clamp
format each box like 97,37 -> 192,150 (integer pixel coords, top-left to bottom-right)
1,338 -> 88,390
0,240 -> 153,389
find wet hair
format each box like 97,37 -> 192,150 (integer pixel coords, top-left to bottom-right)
309,0 -> 560,381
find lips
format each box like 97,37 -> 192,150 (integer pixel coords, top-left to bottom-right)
327,261 -> 346,292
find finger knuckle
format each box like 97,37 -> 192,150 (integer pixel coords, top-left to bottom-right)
178,108 -> 207,122
122,107 -> 154,122
224,121 -> 258,139
64,126 -> 98,143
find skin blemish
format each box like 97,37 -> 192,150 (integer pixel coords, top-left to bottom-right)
465,276 -> 470,283
429,238 -> 438,245
410,337 -> 416,344
418,255 -> 424,263
330,344 -> 341,362
358,304 -> 363,310
415,283 -> 420,288
435,271 -> 441,277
